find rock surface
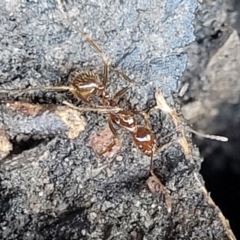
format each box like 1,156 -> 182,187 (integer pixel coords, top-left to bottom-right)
0,0 -> 236,239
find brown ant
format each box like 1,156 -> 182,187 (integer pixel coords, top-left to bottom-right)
0,0 -> 228,213
56,0 -> 157,171
0,0 -> 157,171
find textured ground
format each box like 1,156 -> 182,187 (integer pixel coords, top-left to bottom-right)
0,0 -> 237,239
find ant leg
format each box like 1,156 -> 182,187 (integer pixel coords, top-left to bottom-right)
58,0 -> 107,63
0,86 -> 70,95
146,171 -> 172,213
57,0 -> 134,85
125,110 -> 151,129
56,0 -> 107,61
56,0 -> 133,98
99,117 -> 120,155
110,68 -> 133,84
110,70 -> 135,102
151,124 -> 191,159
110,68 -> 134,103
101,60 -> 110,104
56,0 -> 110,96
149,151 -> 154,173
112,86 -> 131,102
62,100 -> 122,113
103,62 -> 109,90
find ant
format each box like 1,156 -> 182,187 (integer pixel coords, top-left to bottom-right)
0,0 -> 228,213
0,0 -> 157,171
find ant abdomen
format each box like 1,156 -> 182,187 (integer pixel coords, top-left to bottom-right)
70,71 -> 105,102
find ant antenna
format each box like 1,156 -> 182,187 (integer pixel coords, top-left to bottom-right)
155,90 -> 228,143
56,0 -> 133,100
56,0 -> 108,64
188,128 -> 228,142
